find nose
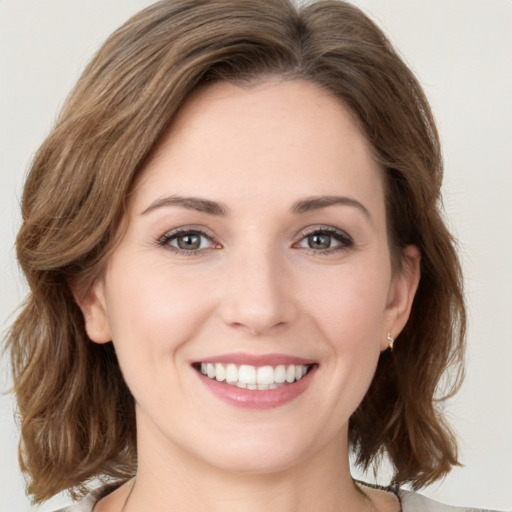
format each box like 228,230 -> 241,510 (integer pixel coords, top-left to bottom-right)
219,247 -> 298,336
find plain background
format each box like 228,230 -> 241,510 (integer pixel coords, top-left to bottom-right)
1,1 -> 511,510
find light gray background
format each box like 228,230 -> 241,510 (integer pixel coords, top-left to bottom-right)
1,1 -> 511,510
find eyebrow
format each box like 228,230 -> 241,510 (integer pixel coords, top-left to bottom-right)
141,194 -> 370,219
291,195 -> 371,219
141,196 -> 228,216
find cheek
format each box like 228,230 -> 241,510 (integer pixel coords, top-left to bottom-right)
301,260 -> 391,346
300,259 -> 390,396
103,258 -> 216,373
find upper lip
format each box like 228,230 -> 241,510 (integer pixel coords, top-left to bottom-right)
192,352 -> 316,367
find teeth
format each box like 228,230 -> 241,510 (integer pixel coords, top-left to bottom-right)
198,362 -> 311,389
215,363 -> 226,382
275,365 -> 286,383
226,363 -> 238,383
238,365 -> 256,385
256,366 -> 274,385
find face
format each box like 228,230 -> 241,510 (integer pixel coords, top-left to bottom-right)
80,80 -> 419,476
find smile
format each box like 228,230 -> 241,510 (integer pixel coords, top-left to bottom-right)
193,355 -> 317,409
198,363 -> 310,390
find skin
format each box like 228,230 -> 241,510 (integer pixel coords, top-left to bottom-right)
78,79 -> 420,512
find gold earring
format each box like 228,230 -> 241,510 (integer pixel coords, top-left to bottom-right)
387,332 -> 395,350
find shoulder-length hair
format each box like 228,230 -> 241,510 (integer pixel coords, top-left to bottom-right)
6,0 -> 465,503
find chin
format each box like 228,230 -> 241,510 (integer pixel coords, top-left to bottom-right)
180,420 -> 337,477
202,442 -> 311,476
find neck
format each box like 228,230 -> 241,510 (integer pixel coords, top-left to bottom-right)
124,418 -> 373,512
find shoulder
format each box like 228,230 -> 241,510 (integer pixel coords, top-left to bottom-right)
398,488 -> 502,512
49,486 -> 113,512
48,485 -> 505,512
50,495 -> 94,512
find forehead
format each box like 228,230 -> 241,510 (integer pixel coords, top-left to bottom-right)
132,79 -> 384,216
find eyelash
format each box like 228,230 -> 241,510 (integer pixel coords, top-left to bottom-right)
157,228 -> 218,256
156,226 -> 354,256
294,227 -> 354,255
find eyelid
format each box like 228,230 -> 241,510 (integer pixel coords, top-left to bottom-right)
293,225 -> 354,253
156,226 -> 221,255
155,224 -> 354,256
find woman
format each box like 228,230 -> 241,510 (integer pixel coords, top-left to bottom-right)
5,0 -> 501,511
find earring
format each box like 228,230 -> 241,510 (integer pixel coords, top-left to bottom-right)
387,332 -> 395,350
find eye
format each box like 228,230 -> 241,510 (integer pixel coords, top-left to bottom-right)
158,229 -> 217,254
295,228 -> 353,253
302,233 -> 336,250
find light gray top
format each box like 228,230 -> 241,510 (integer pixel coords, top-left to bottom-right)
53,485 -> 502,512
399,489 -> 500,511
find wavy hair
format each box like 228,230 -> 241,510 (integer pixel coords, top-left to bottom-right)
6,0 -> 465,503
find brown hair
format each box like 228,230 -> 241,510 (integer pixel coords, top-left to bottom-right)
6,0 -> 465,503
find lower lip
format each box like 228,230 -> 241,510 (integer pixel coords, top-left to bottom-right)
196,366 -> 316,410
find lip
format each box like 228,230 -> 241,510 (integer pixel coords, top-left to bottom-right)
192,353 -> 318,410
194,352 -> 316,367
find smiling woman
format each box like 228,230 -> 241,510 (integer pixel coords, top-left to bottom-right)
3,1 -> 504,511
78,82 -> 418,488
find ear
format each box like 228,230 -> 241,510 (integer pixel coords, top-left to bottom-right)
382,245 -> 421,350
73,278 -> 112,344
